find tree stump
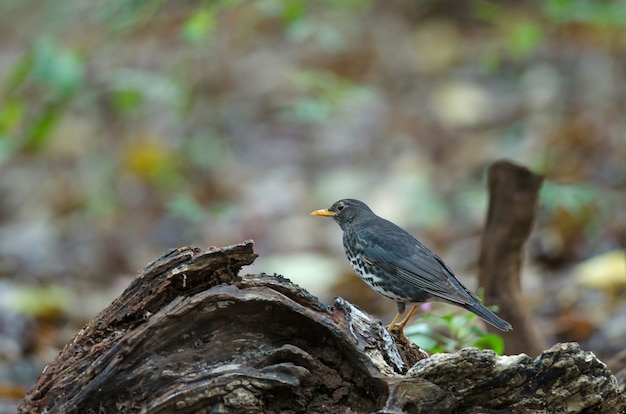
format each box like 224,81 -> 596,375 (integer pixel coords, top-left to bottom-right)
478,160 -> 547,356
19,241 -> 626,413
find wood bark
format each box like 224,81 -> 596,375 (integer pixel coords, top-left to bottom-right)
478,160 -> 547,356
19,241 -> 626,413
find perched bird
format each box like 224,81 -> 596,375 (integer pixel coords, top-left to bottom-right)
311,199 -> 512,333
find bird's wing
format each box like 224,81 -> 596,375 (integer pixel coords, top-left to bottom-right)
356,227 -> 477,306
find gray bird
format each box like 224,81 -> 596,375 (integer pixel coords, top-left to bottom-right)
311,199 -> 512,333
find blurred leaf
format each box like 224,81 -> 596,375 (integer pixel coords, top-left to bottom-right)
505,20 -> 544,59
543,0 -> 626,25
4,54 -> 33,94
544,0 -> 577,22
124,139 -> 181,189
110,89 -> 144,116
282,70 -> 357,122
181,9 -> 215,46
24,103 -> 64,151
104,68 -> 186,115
472,333 -> 505,355
125,140 -> 167,176
405,322 -> 449,351
540,181 -> 599,216
473,0 -> 505,22
1,285 -> 73,320
576,250 -> 626,290
32,36 -> 85,99
91,0 -> 163,32
404,307 -> 506,354
0,36 -> 83,152
291,70 -> 351,101
0,99 -> 24,134
408,333 -> 439,351
281,0 -> 306,25
167,193 -> 205,223
257,0 -> 305,24
287,20 -> 346,51
284,98 -> 333,123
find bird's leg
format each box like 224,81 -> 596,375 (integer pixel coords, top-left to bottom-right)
386,302 -> 406,332
386,312 -> 404,331
396,304 -> 420,330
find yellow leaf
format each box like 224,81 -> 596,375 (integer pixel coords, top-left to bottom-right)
576,250 -> 626,290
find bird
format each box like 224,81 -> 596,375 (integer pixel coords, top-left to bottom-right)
310,198 -> 512,334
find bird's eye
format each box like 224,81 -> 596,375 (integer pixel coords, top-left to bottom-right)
337,202 -> 345,211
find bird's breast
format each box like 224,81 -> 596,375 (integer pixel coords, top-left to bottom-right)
342,232 -> 433,303
343,246 -> 409,303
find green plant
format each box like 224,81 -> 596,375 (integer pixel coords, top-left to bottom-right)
0,35 -> 85,155
404,306 -> 506,355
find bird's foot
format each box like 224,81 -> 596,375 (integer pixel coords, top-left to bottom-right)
385,318 -> 412,334
385,323 -> 430,364
385,323 -> 407,337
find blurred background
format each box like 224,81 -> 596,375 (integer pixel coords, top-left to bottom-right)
0,0 -> 625,407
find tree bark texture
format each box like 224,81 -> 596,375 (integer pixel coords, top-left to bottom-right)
478,159 -> 547,356
19,241 -> 625,413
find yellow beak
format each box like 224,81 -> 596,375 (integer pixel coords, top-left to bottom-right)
310,209 -> 336,217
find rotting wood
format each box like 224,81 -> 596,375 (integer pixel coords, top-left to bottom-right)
19,241 -> 625,413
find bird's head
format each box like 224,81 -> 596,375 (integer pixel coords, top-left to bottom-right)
310,199 -> 374,231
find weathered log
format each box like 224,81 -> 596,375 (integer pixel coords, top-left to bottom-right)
19,241 -> 626,413
478,160 -> 547,356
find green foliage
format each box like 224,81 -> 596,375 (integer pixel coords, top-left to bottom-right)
473,2 -> 545,63
109,89 -> 144,116
540,181 -> 600,215
23,102 -> 65,151
256,0 -> 306,25
167,193 -> 206,223
0,100 -> 23,158
31,36 -> 84,100
0,0 -> 372,164
0,35 -> 85,153
91,0 -> 164,32
473,0 -> 626,70
287,19 -> 347,51
504,20 -> 544,59
278,0 -> 306,25
181,8 -> 216,46
280,70 -> 364,123
538,181 -> 611,239
405,310 -> 506,355
103,68 -> 186,117
472,0 -> 505,22
543,0 -> 626,25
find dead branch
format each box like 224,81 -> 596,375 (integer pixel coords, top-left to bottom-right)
19,241 -> 625,413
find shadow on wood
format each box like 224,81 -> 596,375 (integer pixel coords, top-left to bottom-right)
19,241 -> 626,413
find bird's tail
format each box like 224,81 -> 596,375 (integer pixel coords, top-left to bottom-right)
464,302 -> 512,332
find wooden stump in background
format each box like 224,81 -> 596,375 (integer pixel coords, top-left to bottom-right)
19,241 -> 625,413
479,160 -> 547,356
